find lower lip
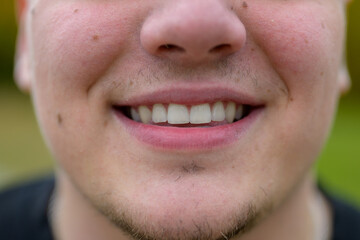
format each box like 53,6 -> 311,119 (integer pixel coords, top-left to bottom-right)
114,108 -> 263,151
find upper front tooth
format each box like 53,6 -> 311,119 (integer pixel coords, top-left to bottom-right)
152,104 -> 167,123
190,103 -> 211,124
212,101 -> 225,122
138,106 -> 152,124
168,104 -> 189,124
225,102 -> 236,123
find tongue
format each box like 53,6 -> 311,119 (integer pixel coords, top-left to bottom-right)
150,120 -> 229,127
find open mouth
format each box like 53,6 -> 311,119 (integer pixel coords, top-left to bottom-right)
113,101 -> 254,128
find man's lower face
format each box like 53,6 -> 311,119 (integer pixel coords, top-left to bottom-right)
27,0 -> 345,239
43,85 -> 335,240
63,145 -> 280,240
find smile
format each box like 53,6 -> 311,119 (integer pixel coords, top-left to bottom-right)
116,101 -> 252,127
112,87 -> 265,151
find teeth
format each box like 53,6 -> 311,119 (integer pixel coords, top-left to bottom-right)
130,108 -> 141,122
168,104 -> 189,124
152,104 -> 167,123
132,101 -> 245,125
190,103 -> 211,124
138,106 -> 152,124
212,101 -> 225,122
225,102 -> 236,123
235,105 -> 244,120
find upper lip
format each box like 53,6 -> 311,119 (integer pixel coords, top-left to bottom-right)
111,84 -> 265,107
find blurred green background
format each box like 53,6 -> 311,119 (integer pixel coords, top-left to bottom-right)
0,1 -> 359,206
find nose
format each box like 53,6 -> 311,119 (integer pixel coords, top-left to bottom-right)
140,0 -> 246,64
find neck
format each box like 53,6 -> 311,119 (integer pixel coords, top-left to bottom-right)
50,171 -> 331,240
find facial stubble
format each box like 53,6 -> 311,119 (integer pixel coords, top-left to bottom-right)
94,195 -> 272,240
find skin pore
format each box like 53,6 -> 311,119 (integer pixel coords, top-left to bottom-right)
16,0 -> 349,239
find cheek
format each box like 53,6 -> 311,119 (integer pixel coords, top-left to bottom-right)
247,2 -> 344,90
246,2 -> 344,140
28,2 -> 140,170
30,2 -> 135,92
242,2 -> 345,177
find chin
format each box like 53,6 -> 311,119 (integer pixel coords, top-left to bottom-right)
91,177 -> 271,240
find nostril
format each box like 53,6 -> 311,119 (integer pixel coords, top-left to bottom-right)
158,44 -> 186,53
209,44 -> 232,53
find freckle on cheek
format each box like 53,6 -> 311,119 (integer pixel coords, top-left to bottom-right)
92,35 -> 100,41
74,9 -> 79,13
242,1 -> 248,8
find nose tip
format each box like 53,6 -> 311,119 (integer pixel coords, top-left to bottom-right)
140,1 -> 246,64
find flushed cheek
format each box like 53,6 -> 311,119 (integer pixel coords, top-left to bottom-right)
30,2 -> 135,93
28,2 -> 140,172
247,2 -> 344,93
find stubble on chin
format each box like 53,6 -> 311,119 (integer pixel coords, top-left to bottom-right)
96,198 -> 273,240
